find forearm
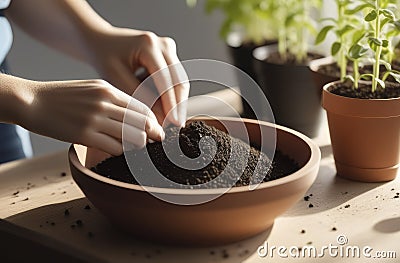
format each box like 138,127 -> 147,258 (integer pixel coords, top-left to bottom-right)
0,74 -> 30,125
5,0 -> 113,65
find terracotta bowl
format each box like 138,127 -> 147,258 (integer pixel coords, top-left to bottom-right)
68,117 -> 320,246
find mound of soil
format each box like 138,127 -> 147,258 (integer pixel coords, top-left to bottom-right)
92,121 -> 299,188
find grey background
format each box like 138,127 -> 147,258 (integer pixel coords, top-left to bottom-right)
6,0 -> 333,157
7,0 -> 229,156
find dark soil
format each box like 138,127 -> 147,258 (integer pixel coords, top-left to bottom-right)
316,62 -> 400,83
316,62 -> 352,79
393,60 -> 400,71
360,64 -> 399,83
265,52 -> 322,65
92,121 -> 299,189
329,81 -> 400,99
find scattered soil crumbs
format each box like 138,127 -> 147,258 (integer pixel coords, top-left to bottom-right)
76,220 -> 83,227
92,121 -> 299,189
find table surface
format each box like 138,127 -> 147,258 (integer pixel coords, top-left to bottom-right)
0,89 -> 399,263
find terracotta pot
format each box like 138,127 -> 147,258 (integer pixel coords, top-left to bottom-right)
253,44 -> 324,138
322,82 -> 400,182
68,117 -> 320,246
226,33 -> 277,120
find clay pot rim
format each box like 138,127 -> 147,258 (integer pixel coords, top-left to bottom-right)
309,56 -> 337,74
225,31 -> 277,49
252,44 -> 323,66
69,117 -> 321,195
322,81 -> 400,117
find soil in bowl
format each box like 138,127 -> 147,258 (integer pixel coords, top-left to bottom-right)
92,121 -> 299,188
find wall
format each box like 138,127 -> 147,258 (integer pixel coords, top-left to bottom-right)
7,0 -> 229,156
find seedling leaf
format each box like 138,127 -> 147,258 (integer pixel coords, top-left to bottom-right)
365,10 -> 377,22
380,60 -> 392,71
349,44 -> 369,59
389,72 -> 400,83
368,37 -> 382,51
331,42 -> 341,56
380,9 -> 395,20
376,78 -> 385,89
316,25 -> 334,44
337,25 -> 355,36
345,3 -> 375,15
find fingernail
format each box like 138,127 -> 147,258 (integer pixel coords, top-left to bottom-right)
178,108 -> 186,128
177,100 -> 187,127
158,125 -> 165,140
171,108 -> 180,126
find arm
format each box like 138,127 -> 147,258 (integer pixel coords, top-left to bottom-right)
0,73 -> 165,155
5,0 -> 111,64
5,0 -> 189,127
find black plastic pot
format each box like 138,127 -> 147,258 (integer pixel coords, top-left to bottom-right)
226,35 -> 276,120
253,45 -> 323,138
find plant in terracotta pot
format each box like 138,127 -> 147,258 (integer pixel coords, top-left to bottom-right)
310,0 -> 367,85
322,0 -> 400,182
252,0 -> 324,138
188,0 -> 278,119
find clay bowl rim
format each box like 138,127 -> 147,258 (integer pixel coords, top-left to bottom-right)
69,117 -> 321,195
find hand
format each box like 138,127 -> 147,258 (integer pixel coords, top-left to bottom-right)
87,27 -> 190,127
18,78 -> 165,156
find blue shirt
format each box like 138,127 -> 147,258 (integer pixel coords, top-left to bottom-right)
0,0 -> 33,164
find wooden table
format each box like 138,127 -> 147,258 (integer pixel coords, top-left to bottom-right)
0,89 -> 399,263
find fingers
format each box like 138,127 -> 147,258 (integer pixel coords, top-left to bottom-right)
86,132 -> 123,156
160,40 -> 190,127
101,102 -> 165,141
103,67 -> 158,121
140,48 -> 180,126
89,82 -> 165,155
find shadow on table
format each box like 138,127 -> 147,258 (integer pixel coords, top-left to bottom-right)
374,217 -> 400,233
282,163 -> 387,217
6,198 -> 270,263
319,144 -> 333,159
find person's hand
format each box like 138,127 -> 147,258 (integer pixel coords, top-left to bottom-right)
17,78 -> 165,156
86,27 -> 190,127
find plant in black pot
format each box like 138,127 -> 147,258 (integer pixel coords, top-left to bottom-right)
322,0 -> 400,182
252,0 -> 324,138
188,0 -> 278,119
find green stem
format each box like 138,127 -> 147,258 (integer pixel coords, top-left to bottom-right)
353,59 -> 359,89
372,0 -> 381,92
298,1 -> 307,63
339,39 -> 346,81
338,3 -> 346,81
278,20 -> 287,62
